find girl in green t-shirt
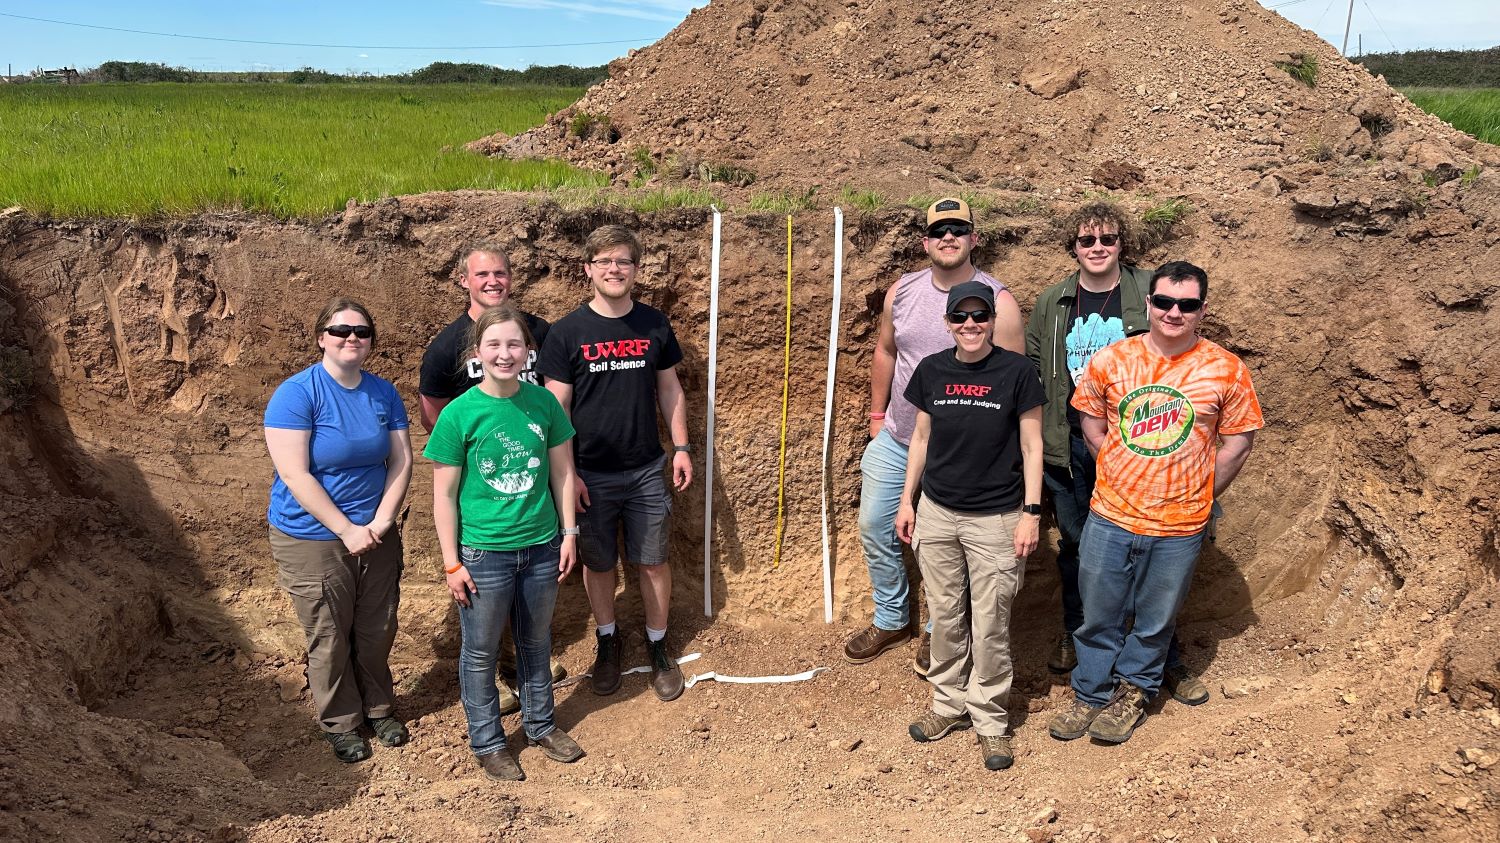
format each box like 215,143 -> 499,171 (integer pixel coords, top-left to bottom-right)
425,304 -> 582,782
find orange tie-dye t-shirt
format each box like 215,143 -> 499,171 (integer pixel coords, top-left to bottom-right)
1071,335 -> 1264,537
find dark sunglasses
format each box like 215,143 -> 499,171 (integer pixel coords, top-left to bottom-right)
324,324 -> 374,339
927,222 -> 974,239
946,309 -> 993,325
1075,233 -> 1121,248
1148,294 -> 1204,313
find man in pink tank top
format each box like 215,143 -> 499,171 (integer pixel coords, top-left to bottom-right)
844,198 -> 1026,671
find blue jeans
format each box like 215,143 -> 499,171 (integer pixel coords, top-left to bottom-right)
1072,514 -> 1204,706
1041,433 -> 1094,634
457,537 -> 562,755
858,427 -> 912,631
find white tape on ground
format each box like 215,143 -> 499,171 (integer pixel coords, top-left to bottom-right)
561,652 -> 830,691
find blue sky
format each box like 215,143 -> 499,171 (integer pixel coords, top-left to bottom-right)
0,1 -> 1494,75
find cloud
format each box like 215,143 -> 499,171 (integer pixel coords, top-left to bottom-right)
480,0 -> 701,24
358,53 -> 370,58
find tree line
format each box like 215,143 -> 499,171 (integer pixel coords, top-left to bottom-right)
1355,47 -> 1500,87
36,61 -> 607,86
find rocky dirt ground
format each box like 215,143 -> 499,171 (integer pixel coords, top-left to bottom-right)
2,0 -> 1499,840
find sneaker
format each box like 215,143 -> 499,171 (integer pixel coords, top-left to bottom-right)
367,716 -> 409,747
477,749 -> 525,782
1047,632 -> 1078,674
498,677 -> 520,716
1048,698 -> 1103,741
1088,682 -> 1148,744
324,730 -> 372,764
977,734 -> 1014,771
843,625 -> 911,664
913,631 -> 931,678
1164,663 -> 1209,706
908,710 -> 972,743
528,729 -> 585,763
590,631 -> 623,696
646,637 -> 685,702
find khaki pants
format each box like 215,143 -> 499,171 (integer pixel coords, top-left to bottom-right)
269,527 -> 402,733
913,499 -> 1024,736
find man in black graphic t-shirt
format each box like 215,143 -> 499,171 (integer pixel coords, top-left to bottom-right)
418,244 -> 550,431
540,224 -> 693,704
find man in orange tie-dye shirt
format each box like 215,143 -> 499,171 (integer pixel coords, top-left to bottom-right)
1047,261 -> 1263,746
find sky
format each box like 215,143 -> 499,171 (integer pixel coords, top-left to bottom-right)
0,0 -> 1494,76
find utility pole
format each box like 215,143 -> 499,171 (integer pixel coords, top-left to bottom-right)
1341,0 -> 1355,56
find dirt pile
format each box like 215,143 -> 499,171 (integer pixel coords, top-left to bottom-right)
493,0 -> 1498,200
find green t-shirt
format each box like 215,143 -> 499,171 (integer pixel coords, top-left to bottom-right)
423,381 -> 575,551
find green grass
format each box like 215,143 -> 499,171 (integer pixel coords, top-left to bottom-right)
747,187 -> 820,214
0,83 -> 606,218
1401,87 -> 1500,146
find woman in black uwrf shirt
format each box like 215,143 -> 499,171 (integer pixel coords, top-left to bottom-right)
895,279 -> 1045,771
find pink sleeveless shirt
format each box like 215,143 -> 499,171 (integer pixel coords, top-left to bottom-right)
886,267 -> 1006,446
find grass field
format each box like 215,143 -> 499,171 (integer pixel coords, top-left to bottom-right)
1401,87 -> 1500,146
0,84 -> 604,218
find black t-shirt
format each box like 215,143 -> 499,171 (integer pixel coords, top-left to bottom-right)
903,347 -> 1047,513
538,302 -> 684,473
419,310 -> 550,398
1064,285 -> 1125,435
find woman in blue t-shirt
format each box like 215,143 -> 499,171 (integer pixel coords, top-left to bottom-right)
263,297 -> 413,764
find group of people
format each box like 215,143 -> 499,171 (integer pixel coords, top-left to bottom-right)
849,199 -> 1262,771
264,224 -> 692,780
261,198 -> 1262,781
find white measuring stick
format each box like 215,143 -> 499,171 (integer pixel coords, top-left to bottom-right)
704,206 -> 723,618
821,207 -> 844,624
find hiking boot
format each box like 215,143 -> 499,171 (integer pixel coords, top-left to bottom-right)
978,734 -> 1014,771
501,649 -> 568,683
1089,682 -> 1148,744
590,631 -> 623,696
1164,663 -> 1209,706
843,625 -> 911,664
913,631 -> 931,678
1048,698 -> 1103,741
477,749 -> 525,782
324,730 -> 372,764
498,677 -> 520,716
528,729 -> 585,763
1047,632 -> 1078,674
367,716 -> 409,747
646,637 -> 685,702
908,710 -> 972,743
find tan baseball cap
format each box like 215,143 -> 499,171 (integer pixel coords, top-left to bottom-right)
926,197 -> 973,228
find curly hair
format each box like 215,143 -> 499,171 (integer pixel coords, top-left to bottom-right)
1058,202 -> 1133,263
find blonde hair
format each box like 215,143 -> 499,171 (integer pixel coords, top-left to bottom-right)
468,303 -> 535,352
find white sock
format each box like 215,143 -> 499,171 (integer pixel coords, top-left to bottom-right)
646,626 -> 666,643
597,622 -> 616,636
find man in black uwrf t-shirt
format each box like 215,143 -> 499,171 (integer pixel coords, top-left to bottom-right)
539,224 -> 693,704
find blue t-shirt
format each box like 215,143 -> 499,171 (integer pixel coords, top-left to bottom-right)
264,364 -> 410,540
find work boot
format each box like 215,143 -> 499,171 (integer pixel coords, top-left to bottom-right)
646,637 -> 685,702
913,631 -> 931,678
367,716 -> 409,747
908,710 -> 972,743
499,640 -> 568,683
843,625 -> 911,664
590,630 -> 623,696
1164,663 -> 1209,706
528,729 -> 586,763
1048,698 -> 1103,741
324,730 -> 372,764
477,749 -> 525,782
977,734 -> 1014,771
1088,682 -> 1149,744
498,677 -> 520,716
1047,632 -> 1078,674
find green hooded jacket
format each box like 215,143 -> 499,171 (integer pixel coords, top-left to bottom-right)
1024,265 -> 1153,471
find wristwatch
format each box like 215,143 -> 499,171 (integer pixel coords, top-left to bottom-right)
1021,503 -> 1043,516
562,526 -> 581,536
673,444 -> 692,453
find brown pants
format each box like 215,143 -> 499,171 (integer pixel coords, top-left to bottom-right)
912,499 -> 1024,737
269,526 -> 402,734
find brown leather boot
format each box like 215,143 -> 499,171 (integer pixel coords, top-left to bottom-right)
843,624 -> 911,664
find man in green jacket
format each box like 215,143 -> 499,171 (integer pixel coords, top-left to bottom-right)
1024,202 -> 1206,705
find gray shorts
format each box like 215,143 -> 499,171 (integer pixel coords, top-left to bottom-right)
578,454 -> 672,572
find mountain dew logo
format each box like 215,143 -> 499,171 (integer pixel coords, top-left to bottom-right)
1117,384 -> 1194,457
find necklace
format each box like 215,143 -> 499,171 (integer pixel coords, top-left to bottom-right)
1074,277 -> 1118,324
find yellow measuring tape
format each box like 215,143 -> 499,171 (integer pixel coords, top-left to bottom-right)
772,215 -> 793,569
